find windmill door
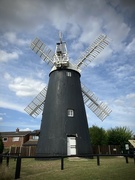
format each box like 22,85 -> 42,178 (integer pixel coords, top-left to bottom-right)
67,137 -> 76,155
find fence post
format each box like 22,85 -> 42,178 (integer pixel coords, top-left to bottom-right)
15,156 -> 21,179
6,155 -> 9,167
19,146 -> 22,155
97,155 -> 100,166
125,155 -> 128,164
61,157 -> 64,170
0,155 -> 2,165
108,145 -> 111,155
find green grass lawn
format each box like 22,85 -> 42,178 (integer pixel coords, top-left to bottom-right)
0,157 -> 135,180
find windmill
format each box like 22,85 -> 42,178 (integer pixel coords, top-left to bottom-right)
25,32 -> 112,157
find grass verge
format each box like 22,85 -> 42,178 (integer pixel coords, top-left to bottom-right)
0,156 -> 135,180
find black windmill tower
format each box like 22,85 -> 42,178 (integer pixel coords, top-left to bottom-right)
25,32 -> 112,157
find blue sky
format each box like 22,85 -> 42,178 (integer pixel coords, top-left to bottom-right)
0,0 -> 135,133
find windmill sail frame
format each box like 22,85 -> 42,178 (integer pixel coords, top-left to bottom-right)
25,34 -> 112,121
76,34 -> 111,69
81,84 -> 112,121
24,87 -> 47,118
30,37 -> 55,66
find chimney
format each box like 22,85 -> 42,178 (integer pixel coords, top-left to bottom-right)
16,128 -> 19,133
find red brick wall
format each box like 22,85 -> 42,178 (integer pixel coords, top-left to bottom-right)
3,134 -> 29,148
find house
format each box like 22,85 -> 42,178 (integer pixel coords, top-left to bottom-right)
0,128 -> 31,149
128,140 -> 135,148
23,130 -> 39,147
128,140 -> 135,157
0,128 -> 40,149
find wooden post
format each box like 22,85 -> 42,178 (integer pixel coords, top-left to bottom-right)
15,157 -> 21,179
108,145 -> 111,155
19,146 -> 22,155
15,146 -> 17,154
29,146 -> 31,156
97,155 -> 100,166
61,157 -> 64,170
125,155 -> 128,164
6,155 -> 9,167
0,155 -> 3,165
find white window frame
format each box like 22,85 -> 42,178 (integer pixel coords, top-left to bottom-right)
3,137 -> 8,142
66,71 -> 72,77
67,109 -> 74,117
32,136 -> 39,140
12,137 -> 20,142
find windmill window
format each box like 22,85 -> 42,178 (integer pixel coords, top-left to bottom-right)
66,72 -> 72,77
67,109 -> 74,117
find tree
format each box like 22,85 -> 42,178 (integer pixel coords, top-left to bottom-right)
107,126 -> 133,147
89,125 -> 108,145
0,137 -> 4,154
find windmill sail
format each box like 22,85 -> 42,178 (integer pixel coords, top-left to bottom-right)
76,34 -> 110,69
24,87 -> 47,118
30,37 -> 55,66
25,34 -> 112,121
25,83 -> 112,120
81,84 -> 112,121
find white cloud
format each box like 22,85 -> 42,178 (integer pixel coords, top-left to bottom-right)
0,101 -> 24,113
126,93 -> 135,99
67,24 -> 81,40
110,63 -> 135,82
0,0 -> 131,43
19,127 -> 32,131
106,22 -> 130,43
90,46 -> 113,67
0,113 -> 6,116
0,0 -> 46,32
4,73 -> 12,81
0,0 -> 135,133
126,38 -> 135,54
113,93 -> 135,114
78,20 -> 102,44
126,93 -> 135,107
0,0 -> 132,65
0,117 -> 3,121
4,32 -> 30,46
4,73 -> 46,97
114,99 -> 124,106
0,50 -> 20,62
116,0 -> 135,14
